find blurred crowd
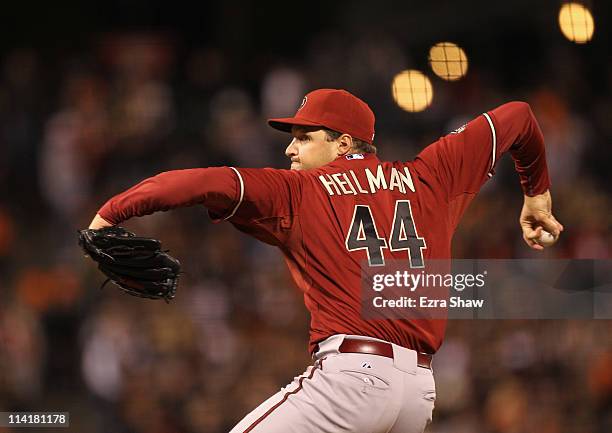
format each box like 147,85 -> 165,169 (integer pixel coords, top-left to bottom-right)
0,19 -> 611,433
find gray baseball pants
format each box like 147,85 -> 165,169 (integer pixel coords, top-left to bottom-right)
229,334 -> 436,433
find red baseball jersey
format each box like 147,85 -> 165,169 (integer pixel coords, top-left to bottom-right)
99,101 -> 550,354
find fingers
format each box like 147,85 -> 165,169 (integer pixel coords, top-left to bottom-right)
551,215 -> 564,232
520,191 -> 564,250
523,233 -> 544,250
521,224 -> 544,250
538,213 -> 565,239
539,216 -> 562,238
521,215 -> 565,250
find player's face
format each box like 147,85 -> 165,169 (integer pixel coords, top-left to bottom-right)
286,126 -> 338,170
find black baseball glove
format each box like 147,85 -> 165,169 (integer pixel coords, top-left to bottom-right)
78,226 -> 180,302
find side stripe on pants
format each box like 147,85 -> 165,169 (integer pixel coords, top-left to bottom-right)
242,359 -> 325,433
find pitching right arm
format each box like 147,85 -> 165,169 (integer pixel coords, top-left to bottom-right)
414,101 -> 563,249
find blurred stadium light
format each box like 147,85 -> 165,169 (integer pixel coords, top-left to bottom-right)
391,70 -> 434,112
558,2 -> 595,43
428,42 -> 469,81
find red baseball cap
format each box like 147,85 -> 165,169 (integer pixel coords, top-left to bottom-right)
268,89 -> 376,144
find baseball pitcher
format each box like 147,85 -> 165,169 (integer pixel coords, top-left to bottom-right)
87,89 -> 563,433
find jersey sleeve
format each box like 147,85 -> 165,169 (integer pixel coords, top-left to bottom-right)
98,167 -> 241,224
98,166 -> 304,247
210,167 -> 304,246
414,101 -> 551,201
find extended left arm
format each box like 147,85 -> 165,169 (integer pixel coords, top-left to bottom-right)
88,167 -> 241,229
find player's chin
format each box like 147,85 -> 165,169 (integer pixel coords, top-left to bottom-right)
290,162 -> 302,170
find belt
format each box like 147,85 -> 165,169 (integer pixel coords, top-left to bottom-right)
338,338 -> 433,370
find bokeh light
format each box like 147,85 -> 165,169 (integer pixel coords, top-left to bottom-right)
428,42 -> 469,81
558,3 -> 595,44
392,70 -> 433,112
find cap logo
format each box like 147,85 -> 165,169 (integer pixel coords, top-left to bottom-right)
298,96 -> 307,111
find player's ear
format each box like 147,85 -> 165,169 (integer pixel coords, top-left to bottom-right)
336,134 -> 353,156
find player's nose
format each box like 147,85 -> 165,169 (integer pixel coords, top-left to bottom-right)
285,139 -> 298,158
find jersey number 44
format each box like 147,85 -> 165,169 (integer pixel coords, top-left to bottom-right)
345,200 -> 426,268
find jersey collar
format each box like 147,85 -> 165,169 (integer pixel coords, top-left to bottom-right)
329,152 -> 379,168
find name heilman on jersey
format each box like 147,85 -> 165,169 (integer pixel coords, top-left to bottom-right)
318,163 -> 416,195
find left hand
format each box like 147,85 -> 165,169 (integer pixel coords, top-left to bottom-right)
519,190 -> 564,250
78,226 -> 180,302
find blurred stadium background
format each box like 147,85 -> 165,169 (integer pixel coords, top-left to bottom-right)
0,1 -> 610,432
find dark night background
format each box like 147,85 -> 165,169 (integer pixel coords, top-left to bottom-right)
0,1 -> 610,432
